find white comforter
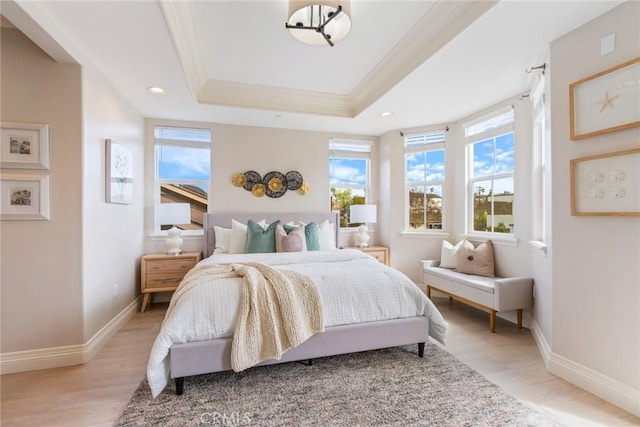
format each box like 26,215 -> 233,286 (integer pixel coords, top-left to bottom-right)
147,249 -> 448,397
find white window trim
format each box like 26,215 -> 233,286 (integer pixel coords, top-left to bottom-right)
404,131 -> 446,233
153,126 -> 211,236
329,138 -> 372,229
465,108 -> 515,238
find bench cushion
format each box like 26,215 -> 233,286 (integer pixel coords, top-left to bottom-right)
424,267 -> 496,293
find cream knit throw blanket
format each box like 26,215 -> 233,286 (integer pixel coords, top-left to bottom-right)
165,262 -> 325,372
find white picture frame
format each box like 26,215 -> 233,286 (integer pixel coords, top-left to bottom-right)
0,174 -> 50,220
570,148 -> 640,216
106,139 -> 133,204
0,122 -> 50,169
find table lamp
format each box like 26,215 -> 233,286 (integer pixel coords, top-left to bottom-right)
350,204 -> 377,248
156,203 -> 191,255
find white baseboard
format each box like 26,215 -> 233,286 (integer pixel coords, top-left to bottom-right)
0,297 -> 140,375
529,318 -> 551,366
530,319 -> 639,417
548,352 -> 640,417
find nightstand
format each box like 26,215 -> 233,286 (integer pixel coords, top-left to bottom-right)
140,252 -> 202,312
351,246 -> 389,266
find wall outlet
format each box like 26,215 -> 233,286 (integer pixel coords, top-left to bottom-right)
601,33 -> 615,56
113,283 -> 119,297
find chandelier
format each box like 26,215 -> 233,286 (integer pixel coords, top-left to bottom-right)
285,0 -> 352,47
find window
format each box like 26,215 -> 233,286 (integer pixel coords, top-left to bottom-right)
329,139 -> 371,227
465,108 -> 514,234
404,130 -> 446,230
154,126 -> 211,232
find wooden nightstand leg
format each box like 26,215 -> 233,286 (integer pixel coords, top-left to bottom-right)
426,286 -> 431,299
141,293 -> 151,313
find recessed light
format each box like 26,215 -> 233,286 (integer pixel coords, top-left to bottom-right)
381,112 -> 393,118
147,86 -> 166,95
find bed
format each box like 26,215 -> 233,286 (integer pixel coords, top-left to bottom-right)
146,212 -> 448,397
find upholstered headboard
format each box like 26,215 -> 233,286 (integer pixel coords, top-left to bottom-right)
202,212 -> 340,258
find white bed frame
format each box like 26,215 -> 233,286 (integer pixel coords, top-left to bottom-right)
169,212 -> 430,395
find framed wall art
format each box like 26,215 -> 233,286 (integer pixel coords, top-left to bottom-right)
0,174 -> 50,220
569,57 -> 640,140
570,148 -> 640,216
105,139 -> 133,204
0,122 -> 50,169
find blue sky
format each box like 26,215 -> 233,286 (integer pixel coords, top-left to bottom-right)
157,146 -> 210,181
406,149 -> 445,183
329,158 -> 367,186
472,133 -> 514,194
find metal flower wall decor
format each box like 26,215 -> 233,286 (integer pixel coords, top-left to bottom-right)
232,170 -> 309,198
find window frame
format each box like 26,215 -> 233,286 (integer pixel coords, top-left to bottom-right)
403,130 -> 446,233
464,107 -> 515,238
153,125 -> 211,236
329,138 -> 372,228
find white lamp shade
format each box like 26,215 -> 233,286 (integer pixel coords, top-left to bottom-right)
287,0 -> 352,46
156,203 -> 191,226
350,204 -> 377,224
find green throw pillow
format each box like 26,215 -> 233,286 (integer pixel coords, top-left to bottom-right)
284,222 -> 319,251
246,220 -> 281,253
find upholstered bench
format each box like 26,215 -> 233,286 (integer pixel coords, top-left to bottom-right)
422,260 -> 533,333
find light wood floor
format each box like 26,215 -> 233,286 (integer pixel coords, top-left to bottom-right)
1,298 -> 638,427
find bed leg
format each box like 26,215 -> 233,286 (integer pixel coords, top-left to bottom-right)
175,377 -> 184,395
298,359 -> 313,366
418,342 -> 425,358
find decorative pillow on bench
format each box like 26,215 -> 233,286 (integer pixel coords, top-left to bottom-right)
456,240 -> 495,278
440,240 -> 473,269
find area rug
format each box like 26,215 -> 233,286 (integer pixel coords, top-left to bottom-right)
116,344 -> 554,426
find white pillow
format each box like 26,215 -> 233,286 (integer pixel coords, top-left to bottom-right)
275,224 -> 307,253
316,219 -> 337,250
213,226 -> 231,253
440,239 -> 473,269
229,219 -> 266,254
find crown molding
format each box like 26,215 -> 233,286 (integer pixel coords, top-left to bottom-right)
161,0 -> 496,118
350,0 -> 498,116
158,0 -> 208,98
199,80 -> 353,117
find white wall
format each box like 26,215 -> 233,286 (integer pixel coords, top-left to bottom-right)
0,27 -> 84,352
548,1 -> 639,411
81,64 -> 145,341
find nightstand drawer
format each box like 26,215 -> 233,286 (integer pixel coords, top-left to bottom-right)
145,258 -> 196,288
365,250 -> 387,264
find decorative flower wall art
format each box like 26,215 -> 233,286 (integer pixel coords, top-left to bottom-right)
232,170 -> 309,198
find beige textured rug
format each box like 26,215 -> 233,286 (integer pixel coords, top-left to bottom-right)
117,344 -> 555,426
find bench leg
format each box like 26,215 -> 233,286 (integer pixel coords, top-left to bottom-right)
517,309 -> 523,329
490,310 -> 497,333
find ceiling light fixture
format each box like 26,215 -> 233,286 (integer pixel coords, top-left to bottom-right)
147,86 -> 166,95
285,0 -> 351,47
381,112 -> 393,118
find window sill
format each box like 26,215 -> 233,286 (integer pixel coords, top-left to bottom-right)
461,233 -> 519,246
528,240 -> 548,257
400,230 -> 450,239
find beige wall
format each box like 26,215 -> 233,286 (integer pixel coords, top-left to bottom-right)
548,0 -> 639,413
144,118 -> 376,254
81,64 -> 145,341
0,27 -> 83,351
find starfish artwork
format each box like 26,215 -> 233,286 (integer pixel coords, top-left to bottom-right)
595,91 -> 620,113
